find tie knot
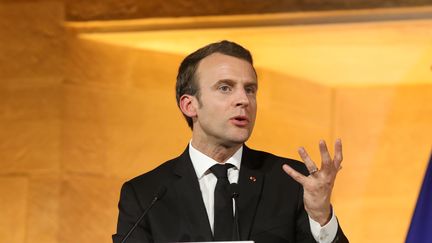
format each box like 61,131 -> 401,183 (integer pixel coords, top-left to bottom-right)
210,164 -> 234,179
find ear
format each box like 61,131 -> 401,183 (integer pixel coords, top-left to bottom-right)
179,94 -> 198,118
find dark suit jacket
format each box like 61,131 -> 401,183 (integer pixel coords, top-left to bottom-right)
113,145 -> 348,243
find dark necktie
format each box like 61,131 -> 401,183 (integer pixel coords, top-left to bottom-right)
210,163 -> 234,241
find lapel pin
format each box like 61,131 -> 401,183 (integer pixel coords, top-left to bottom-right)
249,176 -> 257,182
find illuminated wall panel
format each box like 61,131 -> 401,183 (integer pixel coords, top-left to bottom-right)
249,68 -> 333,160
333,85 -> 432,242
64,38 -> 191,178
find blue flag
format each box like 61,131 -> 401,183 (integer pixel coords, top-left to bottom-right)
406,154 -> 432,243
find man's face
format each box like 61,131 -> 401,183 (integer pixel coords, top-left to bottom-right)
191,53 -> 257,147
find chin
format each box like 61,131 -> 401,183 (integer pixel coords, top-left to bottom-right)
228,132 -> 251,144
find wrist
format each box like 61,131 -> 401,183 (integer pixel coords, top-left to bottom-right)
309,205 -> 332,226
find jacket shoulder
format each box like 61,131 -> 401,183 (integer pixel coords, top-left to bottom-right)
245,146 -> 309,176
127,156 -> 179,188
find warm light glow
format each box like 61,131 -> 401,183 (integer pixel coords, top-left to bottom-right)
79,19 -> 432,87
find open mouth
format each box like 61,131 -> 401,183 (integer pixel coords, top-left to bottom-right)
231,116 -> 249,126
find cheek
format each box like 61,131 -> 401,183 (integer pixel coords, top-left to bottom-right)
196,105 -> 218,123
250,99 -> 257,112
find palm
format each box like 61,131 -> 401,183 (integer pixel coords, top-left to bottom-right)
282,139 -> 343,225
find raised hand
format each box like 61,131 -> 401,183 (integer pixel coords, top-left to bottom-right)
282,139 -> 343,225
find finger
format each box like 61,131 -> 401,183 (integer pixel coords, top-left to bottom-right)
334,138 -> 343,169
298,147 -> 318,173
319,140 -> 332,171
282,164 -> 307,185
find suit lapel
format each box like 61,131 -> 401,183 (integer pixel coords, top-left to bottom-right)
172,147 -> 213,241
238,145 -> 264,240
170,145 -> 265,241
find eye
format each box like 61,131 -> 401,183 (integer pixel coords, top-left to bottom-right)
245,86 -> 257,94
218,85 -> 232,92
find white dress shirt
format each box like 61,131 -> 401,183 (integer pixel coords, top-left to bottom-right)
188,142 -> 338,243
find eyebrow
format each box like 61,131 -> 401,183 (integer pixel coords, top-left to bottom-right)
214,79 -> 235,87
214,79 -> 258,88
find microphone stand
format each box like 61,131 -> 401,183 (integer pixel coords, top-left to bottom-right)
120,186 -> 167,243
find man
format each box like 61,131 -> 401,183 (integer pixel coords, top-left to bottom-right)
113,40 -> 348,243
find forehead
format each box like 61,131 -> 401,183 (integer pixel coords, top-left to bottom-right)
195,53 -> 257,84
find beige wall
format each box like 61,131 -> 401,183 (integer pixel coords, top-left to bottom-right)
0,1 -> 63,242
332,85 -> 432,241
1,2 -> 431,243
61,37 -> 190,243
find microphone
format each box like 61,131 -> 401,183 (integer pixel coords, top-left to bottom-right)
229,183 -> 240,241
120,186 -> 167,243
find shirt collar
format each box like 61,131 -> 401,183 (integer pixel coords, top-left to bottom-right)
188,141 -> 242,179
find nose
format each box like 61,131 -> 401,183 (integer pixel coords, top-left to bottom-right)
235,89 -> 250,107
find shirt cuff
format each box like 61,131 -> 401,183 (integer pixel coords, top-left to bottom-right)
308,209 -> 338,243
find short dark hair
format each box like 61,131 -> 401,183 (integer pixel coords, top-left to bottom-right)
175,40 -> 255,129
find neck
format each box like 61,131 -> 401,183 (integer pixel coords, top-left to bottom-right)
191,138 -> 242,163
